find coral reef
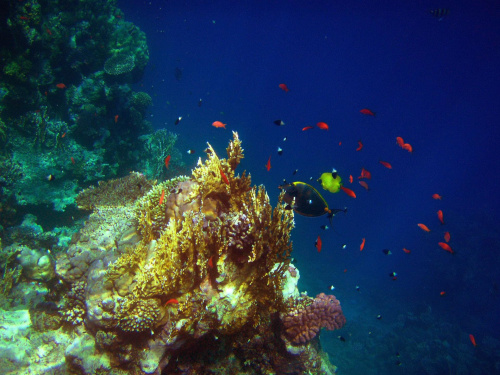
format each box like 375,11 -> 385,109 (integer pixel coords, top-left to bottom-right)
283,293 -> 346,345
11,133 -> 338,374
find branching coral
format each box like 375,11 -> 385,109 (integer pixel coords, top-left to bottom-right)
283,293 -> 346,345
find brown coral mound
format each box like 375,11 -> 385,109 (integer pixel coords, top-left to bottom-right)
283,293 -> 346,344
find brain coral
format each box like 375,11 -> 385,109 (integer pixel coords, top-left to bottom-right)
104,54 -> 135,75
283,293 -> 346,345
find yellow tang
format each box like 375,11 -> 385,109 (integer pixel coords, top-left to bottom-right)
318,169 -> 342,193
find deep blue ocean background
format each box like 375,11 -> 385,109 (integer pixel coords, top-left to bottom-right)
118,1 -> 500,373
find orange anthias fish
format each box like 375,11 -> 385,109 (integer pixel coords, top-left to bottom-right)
358,167 -> 372,180
279,83 -> 289,92
379,160 -> 392,169
340,186 -> 356,198
220,168 -> 230,185
164,155 -> 171,169
70,157 -> 75,164
418,223 -> 431,232
437,210 -> 445,225
469,334 -> 477,347
396,137 -> 404,148
114,114 -> 119,123
302,126 -> 313,131
360,108 -> 375,116
444,231 -> 451,243
402,143 -> 413,153
403,248 -> 411,254
316,122 -> 329,130
165,298 -> 179,305
438,242 -> 454,254
208,256 -> 214,269
349,175 -> 353,184
440,291 -> 446,296
212,121 -> 226,129
159,190 -> 165,205
315,235 -> 322,252
356,140 -> 363,151
359,180 -> 369,191
265,156 -> 271,171
56,83 -> 66,89
360,238 -> 366,251
432,193 -> 442,200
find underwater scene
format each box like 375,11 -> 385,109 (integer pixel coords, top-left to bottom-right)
0,0 -> 499,374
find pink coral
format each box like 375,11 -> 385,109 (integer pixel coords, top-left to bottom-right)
283,293 -> 346,345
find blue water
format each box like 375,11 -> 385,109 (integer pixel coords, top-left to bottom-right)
119,1 -> 500,373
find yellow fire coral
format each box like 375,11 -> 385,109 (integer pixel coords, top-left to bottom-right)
106,132 -> 294,336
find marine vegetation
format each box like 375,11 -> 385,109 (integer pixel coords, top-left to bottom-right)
38,132 -> 345,374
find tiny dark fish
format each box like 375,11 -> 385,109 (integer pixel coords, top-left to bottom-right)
277,147 -> 283,156
320,225 -> 329,230
187,149 -> 195,154
382,249 -> 392,255
338,336 -> 346,342
198,98 -> 202,107
274,120 -> 285,126
396,360 -> 402,366
292,169 -> 298,175
174,67 -> 183,81
285,204 -> 293,211
355,285 -> 360,291
283,137 -> 287,142
430,8 -> 450,20
376,314 -> 382,320
175,116 -> 182,125
46,174 -> 55,181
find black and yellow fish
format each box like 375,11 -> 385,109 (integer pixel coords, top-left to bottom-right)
318,169 -> 342,193
280,181 -> 347,224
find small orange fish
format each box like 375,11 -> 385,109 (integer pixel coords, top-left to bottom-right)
279,83 -> 289,92
220,168 -> 229,185
316,122 -> 329,130
349,175 -> 353,184
358,167 -> 371,180
343,269 -> 347,273
61,132 -> 66,138
70,157 -> 75,164
438,242 -> 454,254
159,190 -> 165,205
356,140 -> 363,151
440,291 -> 446,296
208,256 -> 214,269
359,180 -> 369,191
212,121 -> 226,129
432,193 -> 442,200
469,334 -> 477,347
164,155 -> 171,169
418,223 -> 431,232
56,83 -> 66,89
360,108 -> 375,116
403,248 -> 411,254
265,156 -> 271,171
165,298 -> 179,305
379,160 -> 392,169
302,126 -> 313,131
444,231 -> 451,243
46,28 -> 52,36
360,238 -> 365,251
437,210 -> 445,225
340,186 -> 356,198
338,141 -> 342,146
396,137 -> 404,148
114,115 -> 119,123
402,143 -> 413,153
315,235 -> 322,252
